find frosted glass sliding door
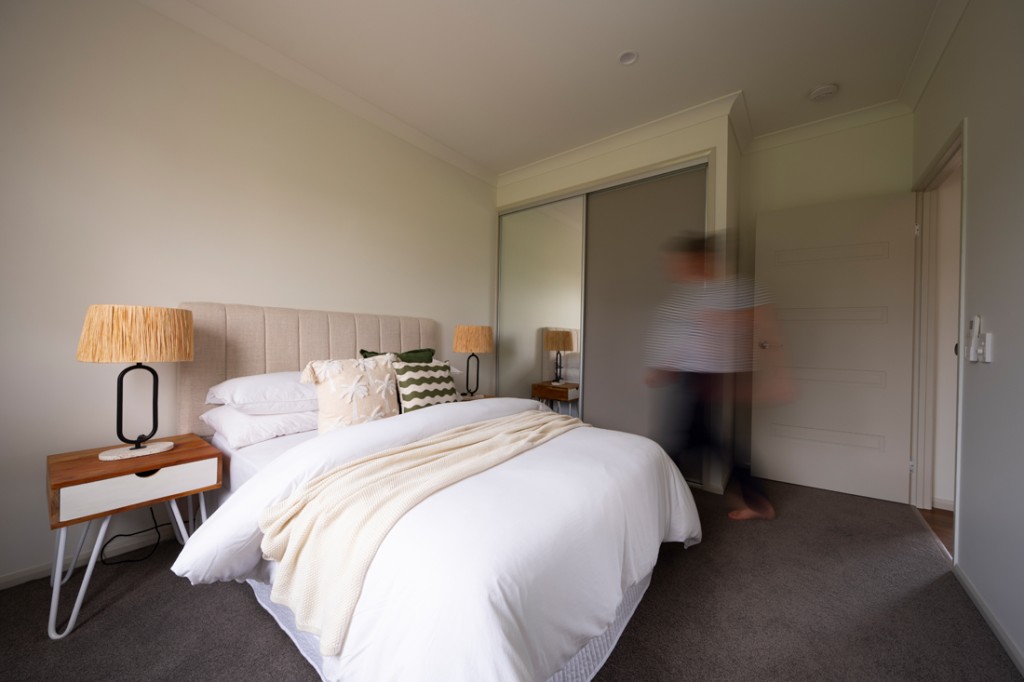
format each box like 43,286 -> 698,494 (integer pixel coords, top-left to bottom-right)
582,166 -> 707,479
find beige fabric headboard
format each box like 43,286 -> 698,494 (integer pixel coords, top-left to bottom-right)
177,302 -> 440,437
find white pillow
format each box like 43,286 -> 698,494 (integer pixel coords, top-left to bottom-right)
200,405 -> 318,449
205,371 -> 317,415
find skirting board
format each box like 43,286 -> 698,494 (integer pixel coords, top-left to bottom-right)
933,497 -> 955,511
953,564 -> 1024,676
0,529 -> 173,591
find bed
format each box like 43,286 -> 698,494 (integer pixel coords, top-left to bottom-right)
171,302 -> 702,681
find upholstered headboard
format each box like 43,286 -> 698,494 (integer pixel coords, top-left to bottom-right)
177,302 -> 440,437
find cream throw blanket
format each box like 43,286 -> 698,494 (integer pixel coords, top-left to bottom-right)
258,410 -> 585,656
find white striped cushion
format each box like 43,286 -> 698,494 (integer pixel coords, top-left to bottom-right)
393,360 -> 458,412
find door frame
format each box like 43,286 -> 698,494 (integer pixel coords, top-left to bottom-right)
909,121 -> 966,518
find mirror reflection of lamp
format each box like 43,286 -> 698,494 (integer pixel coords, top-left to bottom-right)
543,330 -> 574,384
452,325 -> 494,397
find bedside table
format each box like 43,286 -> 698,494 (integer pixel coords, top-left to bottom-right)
45,433 -> 221,639
531,382 -> 579,416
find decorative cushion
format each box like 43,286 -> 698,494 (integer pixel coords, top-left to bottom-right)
205,371 -> 317,414
392,360 -> 458,412
300,355 -> 400,434
199,406 -> 318,449
359,348 -> 435,363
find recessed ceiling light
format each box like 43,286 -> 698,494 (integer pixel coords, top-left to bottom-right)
808,82 -> 839,102
618,50 -> 639,66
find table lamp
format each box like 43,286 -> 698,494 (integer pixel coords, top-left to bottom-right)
452,325 -> 494,397
76,305 -> 194,460
543,329 -> 574,384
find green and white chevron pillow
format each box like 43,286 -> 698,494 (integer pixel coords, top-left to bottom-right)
392,360 -> 458,413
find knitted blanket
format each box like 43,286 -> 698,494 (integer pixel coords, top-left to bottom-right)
258,410 -> 585,656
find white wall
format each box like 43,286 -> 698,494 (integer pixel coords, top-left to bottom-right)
912,0 -> 1024,670
0,0 -> 496,586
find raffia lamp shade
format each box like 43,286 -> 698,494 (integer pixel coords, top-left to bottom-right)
76,305 -> 193,363
543,329 -> 574,353
452,325 -> 494,354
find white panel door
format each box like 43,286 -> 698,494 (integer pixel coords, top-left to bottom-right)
752,194 -> 915,503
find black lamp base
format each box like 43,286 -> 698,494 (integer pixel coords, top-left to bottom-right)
465,353 -> 480,396
107,362 -> 170,459
553,350 -> 564,384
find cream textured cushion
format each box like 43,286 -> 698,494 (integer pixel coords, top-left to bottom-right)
301,355 -> 400,434
393,360 -> 458,412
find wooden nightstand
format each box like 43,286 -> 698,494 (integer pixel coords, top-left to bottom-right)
45,433 -> 221,639
531,382 -> 579,416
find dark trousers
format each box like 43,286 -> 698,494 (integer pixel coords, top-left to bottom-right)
658,372 -> 764,499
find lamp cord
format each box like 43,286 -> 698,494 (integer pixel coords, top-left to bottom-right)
99,500 -> 205,565
99,507 -> 170,565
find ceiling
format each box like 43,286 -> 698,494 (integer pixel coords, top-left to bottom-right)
148,0 -> 945,179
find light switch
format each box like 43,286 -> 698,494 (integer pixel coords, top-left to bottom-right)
981,332 -> 994,363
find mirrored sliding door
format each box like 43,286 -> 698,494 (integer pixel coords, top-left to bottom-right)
496,197 -> 584,400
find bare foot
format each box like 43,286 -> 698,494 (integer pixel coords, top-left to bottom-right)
728,505 -> 776,521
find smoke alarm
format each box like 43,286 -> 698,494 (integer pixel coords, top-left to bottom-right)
618,50 -> 639,66
808,83 -> 839,101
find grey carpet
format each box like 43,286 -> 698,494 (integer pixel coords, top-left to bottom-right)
1,481 -> 1019,681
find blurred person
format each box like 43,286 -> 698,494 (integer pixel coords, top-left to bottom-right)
645,235 -> 789,520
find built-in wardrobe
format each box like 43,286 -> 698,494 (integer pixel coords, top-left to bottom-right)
497,164 -> 727,490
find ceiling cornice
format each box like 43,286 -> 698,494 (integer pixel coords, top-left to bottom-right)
138,0 -> 497,185
899,0 -> 971,110
498,92 -> 738,188
745,100 -> 913,154
727,91 -> 754,153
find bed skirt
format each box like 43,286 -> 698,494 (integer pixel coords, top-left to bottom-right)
247,571 -> 652,681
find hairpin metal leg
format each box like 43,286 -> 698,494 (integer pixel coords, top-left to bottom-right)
50,519 -> 94,587
48,516 -> 111,640
166,500 -> 189,544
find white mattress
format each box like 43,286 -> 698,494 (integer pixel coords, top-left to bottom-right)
212,430 -> 318,498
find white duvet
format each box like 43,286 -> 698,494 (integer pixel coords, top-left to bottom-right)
173,398 -> 701,681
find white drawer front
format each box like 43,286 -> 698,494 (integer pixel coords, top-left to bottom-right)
60,458 -> 218,522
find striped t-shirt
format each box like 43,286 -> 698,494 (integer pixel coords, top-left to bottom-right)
645,275 -> 771,373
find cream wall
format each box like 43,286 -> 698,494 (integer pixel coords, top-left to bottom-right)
0,0 -> 496,585
912,0 -> 1024,670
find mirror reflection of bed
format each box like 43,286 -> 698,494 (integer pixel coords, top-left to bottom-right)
173,302 -> 701,682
